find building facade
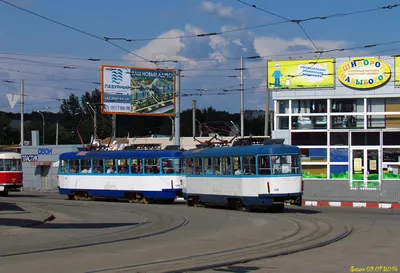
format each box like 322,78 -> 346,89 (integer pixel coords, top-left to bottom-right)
271,55 -> 400,190
21,131 -> 81,191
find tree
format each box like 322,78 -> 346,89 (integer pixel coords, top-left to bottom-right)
59,93 -> 83,117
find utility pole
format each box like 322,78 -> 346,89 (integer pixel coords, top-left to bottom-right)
20,79 -> 24,148
240,57 -> 244,137
192,100 -> 196,138
56,121 -> 59,145
174,69 -> 181,147
264,61 -> 270,137
112,114 -> 116,139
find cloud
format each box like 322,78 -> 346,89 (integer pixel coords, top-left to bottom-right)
199,1 -> 235,20
122,21 -> 370,113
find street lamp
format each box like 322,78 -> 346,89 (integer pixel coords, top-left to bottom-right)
35,110 -> 45,145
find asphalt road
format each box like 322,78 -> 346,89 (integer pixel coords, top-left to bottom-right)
1,192 -> 399,273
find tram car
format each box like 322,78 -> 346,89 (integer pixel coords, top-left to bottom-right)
57,145 -> 184,203
181,138 -> 303,212
0,151 -> 23,197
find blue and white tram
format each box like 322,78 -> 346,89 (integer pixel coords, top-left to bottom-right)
57,149 -> 184,204
181,140 -> 303,212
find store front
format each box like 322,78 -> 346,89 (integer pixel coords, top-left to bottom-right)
270,56 -> 400,190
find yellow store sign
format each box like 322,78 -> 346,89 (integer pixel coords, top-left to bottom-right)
337,57 -> 391,89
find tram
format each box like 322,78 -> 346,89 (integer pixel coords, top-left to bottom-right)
57,145 -> 184,203
0,151 -> 23,197
181,138 -> 303,212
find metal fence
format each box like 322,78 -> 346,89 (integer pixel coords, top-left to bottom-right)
19,178 -> 400,204
304,180 -> 400,204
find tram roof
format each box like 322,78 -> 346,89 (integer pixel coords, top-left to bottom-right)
59,149 -> 183,160
182,145 -> 300,158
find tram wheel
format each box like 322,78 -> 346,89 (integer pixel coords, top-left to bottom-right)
67,194 -> 74,200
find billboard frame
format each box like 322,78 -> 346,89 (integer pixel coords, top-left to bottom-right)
266,58 -> 336,91
100,64 -> 177,117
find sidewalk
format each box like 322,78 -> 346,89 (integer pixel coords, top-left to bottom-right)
0,201 -> 55,232
302,200 -> 400,209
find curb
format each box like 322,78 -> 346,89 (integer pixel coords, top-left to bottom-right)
302,200 -> 400,209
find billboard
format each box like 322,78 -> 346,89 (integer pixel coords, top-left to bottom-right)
267,58 -> 335,89
395,56 -> 400,88
100,65 -> 176,116
337,57 -> 391,89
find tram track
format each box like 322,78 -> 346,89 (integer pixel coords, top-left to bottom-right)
86,215 -> 352,273
0,199 -> 189,258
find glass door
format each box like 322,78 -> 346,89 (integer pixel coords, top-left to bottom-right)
351,148 -> 380,189
351,149 -> 364,188
366,149 -> 379,189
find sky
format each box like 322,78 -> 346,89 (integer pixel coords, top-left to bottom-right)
0,0 -> 399,114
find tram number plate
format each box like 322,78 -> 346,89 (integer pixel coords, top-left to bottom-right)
0,186 -> 4,191
104,181 -> 117,190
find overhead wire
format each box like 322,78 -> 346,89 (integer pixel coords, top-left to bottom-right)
0,0 -> 160,68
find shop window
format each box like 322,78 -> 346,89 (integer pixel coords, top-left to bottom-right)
331,115 -> 364,129
302,165 -> 327,179
331,98 -> 363,113
383,148 -> 400,163
292,115 -> 327,130
301,148 -> 327,162
383,132 -> 400,145
351,132 -> 380,146
292,99 -> 327,114
278,100 -> 289,114
291,132 -> 327,146
367,112 -> 385,129
383,165 -> 400,179
330,165 -> 349,179
330,148 -> 348,162
330,132 -> 348,145
367,98 -> 384,112
277,116 -> 289,130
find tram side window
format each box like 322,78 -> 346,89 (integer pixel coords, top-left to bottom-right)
221,157 -> 231,175
4,159 -> 18,171
80,159 -> 91,173
130,158 -> 143,174
174,159 -> 182,174
242,156 -> 256,175
162,158 -> 175,174
69,159 -> 79,173
185,158 -> 193,175
193,158 -> 203,175
92,159 -> 104,174
59,160 -> 69,174
105,159 -> 116,174
117,159 -> 129,174
291,155 -> 301,174
145,158 -> 159,174
0,159 -> 3,171
258,156 -> 271,175
271,155 -> 300,174
232,156 -> 241,175
213,157 -> 221,175
203,157 -> 212,175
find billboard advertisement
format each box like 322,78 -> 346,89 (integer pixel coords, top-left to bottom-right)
267,58 -> 335,90
337,57 -> 391,89
100,65 -> 176,116
395,56 -> 400,88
